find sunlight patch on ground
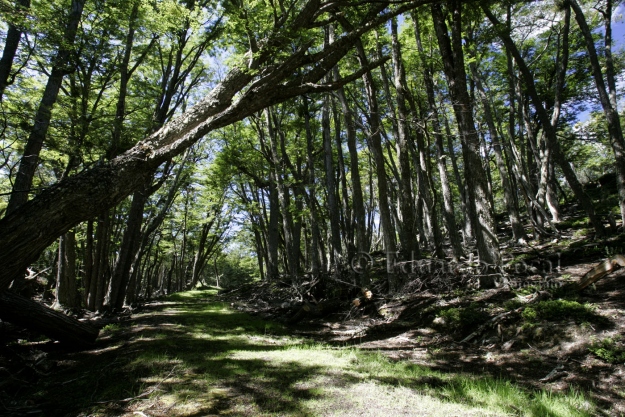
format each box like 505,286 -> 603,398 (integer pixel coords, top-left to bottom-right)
310,382 -> 505,417
226,347 -> 507,416
74,290 -> 598,417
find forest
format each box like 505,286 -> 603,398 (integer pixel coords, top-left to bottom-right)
1,0 -> 625,415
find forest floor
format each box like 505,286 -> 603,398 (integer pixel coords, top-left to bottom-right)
0,287 -> 603,417
215,212 -> 625,417
1,213 -> 625,416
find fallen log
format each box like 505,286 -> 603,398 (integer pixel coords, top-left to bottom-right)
460,307 -> 524,344
287,299 -> 342,324
574,254 -> 625,291
0,291 -> 99,346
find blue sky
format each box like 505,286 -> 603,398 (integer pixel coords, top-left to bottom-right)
577,4 -> 625,122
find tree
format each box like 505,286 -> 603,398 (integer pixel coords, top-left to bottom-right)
483,3 -> 606,238
569,0 -> 625,229
432,1 -> 500,265
0,0 -> 30,100
6,0 -> 86,215
0,0 -> 425,342
411,10 -> 464,260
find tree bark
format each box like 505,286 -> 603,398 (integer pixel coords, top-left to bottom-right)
483,4 -> 606,238
432,2 -> 500,265
0,0 -> 30,100
0,291 -> 98,346
7,0 -> 86,214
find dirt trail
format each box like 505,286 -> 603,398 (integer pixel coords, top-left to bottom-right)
0,289 -> 602,416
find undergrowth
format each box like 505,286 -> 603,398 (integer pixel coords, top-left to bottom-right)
521,300 -> 604,324
436,302 -> 489,331
589,336 -> 625,364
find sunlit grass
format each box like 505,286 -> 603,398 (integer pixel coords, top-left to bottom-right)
39,289 -> 598,417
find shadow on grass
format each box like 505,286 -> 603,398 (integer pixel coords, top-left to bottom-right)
25,289 -> 597,417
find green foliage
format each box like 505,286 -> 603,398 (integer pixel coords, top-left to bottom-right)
101,323 -> 121,334
503,299 -> 525,311
215,241 -> 261,288
436,303 -> 489,331
589,336 -> 625,364
521,300 -> 601,324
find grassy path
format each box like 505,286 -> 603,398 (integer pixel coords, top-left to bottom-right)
33,289 -> 596,416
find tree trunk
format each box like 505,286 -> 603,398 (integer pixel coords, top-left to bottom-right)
83,220 -> 94,306
432,2 -> 500,265
570,0 -> 625,229
0,0 -> 30,100
191,222 -> 211,287
0,291 -> 98,345
335,82 -> 367,255
55,230 -> 79,308
354,39 -> 397,255
470,63 -> 527,242
390,18 -> 420,260
413,12 -> 464,260
332,98 -> 352,259
106,188 -> 147,310
483,4 -> 606,238
303,96 -> 321,276
266,107 -> 298,278
322,93 -> 343,266
7,0 -> 86,214
444,115 -> 471,243
94,213 -> 111,313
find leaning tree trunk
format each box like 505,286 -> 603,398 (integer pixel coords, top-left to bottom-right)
7,0 -> 85,215
0,0 -> 405,346
432,2 -> 500,265
483,4 -> 606,238
0,0 -> 30,101
0,292 -> 98,346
